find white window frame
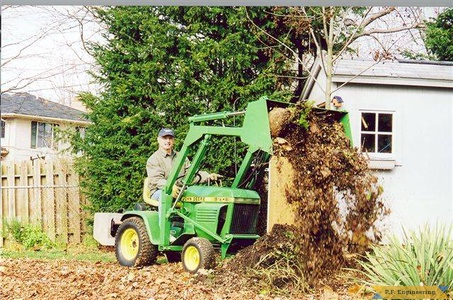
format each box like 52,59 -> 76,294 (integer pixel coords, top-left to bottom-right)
359,110 -> 396,169
31,121 -> 59,150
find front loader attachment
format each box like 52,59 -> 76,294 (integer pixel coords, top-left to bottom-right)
159,96 -> 290,248
160,97 -> 350,245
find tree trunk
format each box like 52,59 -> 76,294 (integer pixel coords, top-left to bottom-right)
324,7 -> 335,109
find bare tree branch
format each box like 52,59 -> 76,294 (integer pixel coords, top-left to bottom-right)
245,8 -> 325,97
361,6 -> 396,27
1,6 -> 103,103
354,24 -> 424,40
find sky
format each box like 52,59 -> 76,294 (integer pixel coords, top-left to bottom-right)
0,6 -> 446,107
1,6 -> 102,107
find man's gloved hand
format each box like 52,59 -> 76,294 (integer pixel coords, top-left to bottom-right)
209,173 -> 223,181
171,184 -> 182,198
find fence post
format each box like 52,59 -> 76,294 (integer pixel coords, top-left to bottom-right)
7,161 -> 16,220
68,160 -> 81,244
19,161 -> 29,222
42,160 -> 56,241
31,160 -> 42,227
0,162 -> 6,247
56,159 -> 69,244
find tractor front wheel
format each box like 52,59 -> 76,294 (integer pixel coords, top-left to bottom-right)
115,217 -> 157,267
182,237 -> 215,273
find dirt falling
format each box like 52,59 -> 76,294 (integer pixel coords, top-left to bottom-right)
222,101 -> 388,289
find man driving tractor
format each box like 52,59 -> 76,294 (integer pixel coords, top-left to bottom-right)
146,128 -> 222,211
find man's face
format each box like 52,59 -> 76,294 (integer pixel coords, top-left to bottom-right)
158,135 -> 175,153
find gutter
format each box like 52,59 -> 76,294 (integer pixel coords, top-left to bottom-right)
1,113 -> 91,126
301,59 -> 323,100
333,75 -> 453,89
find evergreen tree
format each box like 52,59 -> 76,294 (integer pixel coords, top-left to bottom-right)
71,7 -> 284,212
425,8 -> 453,61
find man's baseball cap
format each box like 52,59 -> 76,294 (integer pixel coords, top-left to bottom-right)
158,128 -> 175,137
332,96 -> 344,103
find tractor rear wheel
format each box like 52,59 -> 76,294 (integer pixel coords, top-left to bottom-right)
182,237 -> 215,273
115,217 -> 157,267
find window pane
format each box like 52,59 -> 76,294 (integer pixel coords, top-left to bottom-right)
378,114 -> 392,132
31,121 -> 37,149
378,134 -> 392,153
1,121 -> 5,138
361,113 -> 376,131
52,124 -> 59,150
361,133 -> 375,152
37,123 -> 46,147
43,123 -> 53,148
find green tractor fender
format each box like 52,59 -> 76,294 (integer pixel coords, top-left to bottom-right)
120,210 -> 160,245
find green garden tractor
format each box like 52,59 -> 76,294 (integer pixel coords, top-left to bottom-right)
93,96 -> 351,273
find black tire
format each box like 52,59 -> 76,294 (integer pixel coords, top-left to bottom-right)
164,251 -> 181,263
115,217 -> 157,267
182,237 -> 216,273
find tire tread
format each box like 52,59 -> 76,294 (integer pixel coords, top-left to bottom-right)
115,217 -> 157,267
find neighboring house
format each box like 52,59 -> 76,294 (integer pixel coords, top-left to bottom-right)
303,59 -> 453,238
1,92 -> 90,161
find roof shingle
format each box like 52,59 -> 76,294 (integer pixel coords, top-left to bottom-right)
1,93 -> 88,123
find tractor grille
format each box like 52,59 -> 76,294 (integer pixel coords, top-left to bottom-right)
196,209 -> 218,223
230,204 -> 259,234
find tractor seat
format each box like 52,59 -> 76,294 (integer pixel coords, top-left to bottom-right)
143,177 -> 159,207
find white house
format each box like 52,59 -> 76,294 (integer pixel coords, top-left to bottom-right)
302,59 -> 453,238
1,93 -> 90,162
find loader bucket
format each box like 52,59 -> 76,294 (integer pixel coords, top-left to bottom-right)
256,97 -> 352,146
240,97 -> 290,155
239,96 -> 353,157
311,107 -> 352,145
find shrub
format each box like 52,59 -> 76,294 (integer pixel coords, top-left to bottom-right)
354,223 -> 453,292
5,219 -> 55,249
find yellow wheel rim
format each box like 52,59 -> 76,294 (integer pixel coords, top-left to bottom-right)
121,228 -> 139,261
184,245 -> 200,271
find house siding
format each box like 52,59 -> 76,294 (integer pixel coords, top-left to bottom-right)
332,82 -> 452,238
1,118 -> 78,161
1,93 -> 89,162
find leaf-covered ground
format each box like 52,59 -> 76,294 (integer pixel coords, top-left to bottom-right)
0,255 -> 366,300
0,256 -> 257,300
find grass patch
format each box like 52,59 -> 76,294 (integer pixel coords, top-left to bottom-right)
1,218 -> 116,263
0,243 -> 116,262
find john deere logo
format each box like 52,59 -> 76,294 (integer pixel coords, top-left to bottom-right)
182,197 -> 259,204
182,196 -> 233,203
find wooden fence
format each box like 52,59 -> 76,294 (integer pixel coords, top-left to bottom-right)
1,158 -> 88,247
